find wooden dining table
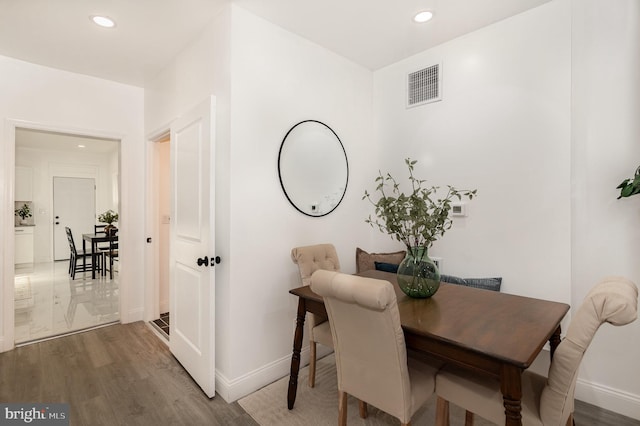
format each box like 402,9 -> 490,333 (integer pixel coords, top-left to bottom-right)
287,269 -> 570,426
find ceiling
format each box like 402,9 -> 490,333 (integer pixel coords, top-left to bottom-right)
16,128 -> 119,154
0,0 -> 552,87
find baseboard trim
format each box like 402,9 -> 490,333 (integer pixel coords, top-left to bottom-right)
215,345 -> 333,403
215,348 -> 310,403
576,378 -> 640,421
123,307 -> 144,323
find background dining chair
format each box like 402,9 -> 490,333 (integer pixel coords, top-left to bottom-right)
65,227 -> 99,280
94,224 -> 110,252
311,270 -> 439,426
435,276 -> 638,426
291,243 -> 341,388
103,231 -> 119,279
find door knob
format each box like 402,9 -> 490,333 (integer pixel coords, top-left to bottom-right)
197,256 -> 209,266
210,256 -> 221,266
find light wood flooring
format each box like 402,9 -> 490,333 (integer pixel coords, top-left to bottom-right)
0,322 -> 256,426
0,322 -> 637,426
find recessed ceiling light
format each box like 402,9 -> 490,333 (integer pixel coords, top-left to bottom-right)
414,11 -> 434,23
91,15 -> 116,28
78,144 -> 86,148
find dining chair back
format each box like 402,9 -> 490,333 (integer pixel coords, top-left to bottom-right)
94,224 -> 111,253
291,243 -> 341,387
311,270 -> 437,425
540,276 -> 637,424
103,232 -> 119,279
65,227 -> 98,280
291,244 -> 341,285
435,276 -> 638,426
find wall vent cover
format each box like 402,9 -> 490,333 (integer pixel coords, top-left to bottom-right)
407,63 -> 442,108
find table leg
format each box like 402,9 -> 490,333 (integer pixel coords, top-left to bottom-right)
287,297 -> 306,410
82,238 -> 87,276
501,364 -> 523,426
92,241 -> 97,279
549,325 -> 562,359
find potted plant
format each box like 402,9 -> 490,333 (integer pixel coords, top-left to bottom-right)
363,158 -> 477,298
15,203 -> 32,225
617,165 -> 640,199
98,209 -> 119,235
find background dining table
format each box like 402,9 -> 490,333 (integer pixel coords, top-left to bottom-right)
82,233 -> 118,279
287,269 -> 570,426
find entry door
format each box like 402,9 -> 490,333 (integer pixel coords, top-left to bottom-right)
53,177 -> 96,260
169,97 -> 216,397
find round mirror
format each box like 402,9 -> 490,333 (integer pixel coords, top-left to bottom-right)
278,120 -> 348,217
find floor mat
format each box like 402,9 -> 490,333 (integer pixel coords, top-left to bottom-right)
151,312 -> 169,339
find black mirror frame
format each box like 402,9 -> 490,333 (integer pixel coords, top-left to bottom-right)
277,120 -> 349,217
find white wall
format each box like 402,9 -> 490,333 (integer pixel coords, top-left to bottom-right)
374,0 -> 640,419
145,4 -> 374,401
374,1 -> 572,302
571,0 -> 640,417
226,5 -> 373,393
15,146 -> 117,263
0,56 -> 145,351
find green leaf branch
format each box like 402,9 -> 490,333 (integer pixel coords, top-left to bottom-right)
363,158 -> 477,250
15,203 -> 32,220
98,210 -> 119,225
617,166 -> 640,199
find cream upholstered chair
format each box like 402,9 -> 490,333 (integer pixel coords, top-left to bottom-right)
291,244 -> 341,387
311,269 -> 438,426
435,276 -> 638,426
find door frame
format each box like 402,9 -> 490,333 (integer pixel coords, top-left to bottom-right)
144,124 -> 172,324
1,118 -> 123,352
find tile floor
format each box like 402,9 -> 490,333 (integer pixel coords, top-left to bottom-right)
14,260 -> 119,344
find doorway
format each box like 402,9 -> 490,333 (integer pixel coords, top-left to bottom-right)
53,177 -> 96,261
13,127 -> 121,344
149,134 -> 171,339
145,97 -> 217,397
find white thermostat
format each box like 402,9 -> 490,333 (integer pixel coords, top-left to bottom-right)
451,202 -> 467,217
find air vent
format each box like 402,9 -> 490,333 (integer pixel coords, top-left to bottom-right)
407,63 -> 442,108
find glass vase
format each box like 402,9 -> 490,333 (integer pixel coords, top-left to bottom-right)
396,246 -> 440,298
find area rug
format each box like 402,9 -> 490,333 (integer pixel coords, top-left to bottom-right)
238,354 -> 492,426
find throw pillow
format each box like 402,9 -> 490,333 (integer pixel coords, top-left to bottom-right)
464,277 -> 502,292
374,261 -> 400,273
440,274 -> 467,286
440,274 -> 502,292
356,247 -> 406,273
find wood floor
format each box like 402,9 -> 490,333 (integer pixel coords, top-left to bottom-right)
0,322 -> 257,426
0,321 -> 637,426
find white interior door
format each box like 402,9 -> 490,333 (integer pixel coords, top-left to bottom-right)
53,177 -> 96,260
169,96 -> 216,397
